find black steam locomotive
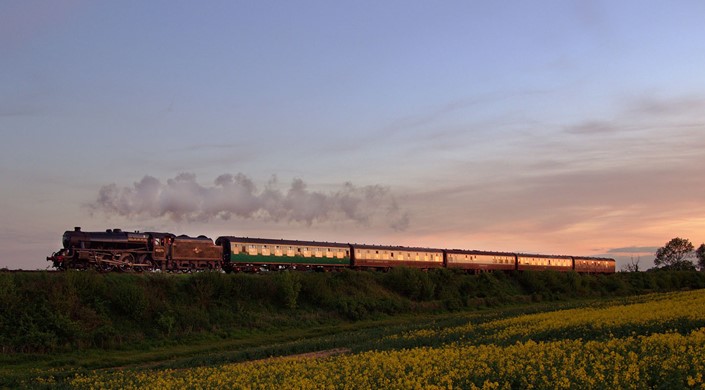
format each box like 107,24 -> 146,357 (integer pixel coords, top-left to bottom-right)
47,227 -> 221,272
47,227 -> 616,274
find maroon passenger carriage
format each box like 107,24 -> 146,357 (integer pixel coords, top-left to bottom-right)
445,249 -> 516,272
516,253 -> 573,272
350,244 -> 444,270
573,256 -> 616,273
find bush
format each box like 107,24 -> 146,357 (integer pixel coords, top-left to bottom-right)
106,275 -> 147,321
382,267 -> 435,301
2,269 -> 705,354
274,272 -> 302,310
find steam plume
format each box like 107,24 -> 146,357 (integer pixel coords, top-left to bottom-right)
90,173 -> 410,230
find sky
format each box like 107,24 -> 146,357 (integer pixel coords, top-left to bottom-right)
2,1 -> 705,270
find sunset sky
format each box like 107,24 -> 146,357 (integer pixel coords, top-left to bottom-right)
2,1 -> 705,270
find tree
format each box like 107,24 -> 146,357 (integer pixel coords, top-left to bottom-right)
654,237 -> 695,270
621,256 -> 640,272
696,243 -> 705,272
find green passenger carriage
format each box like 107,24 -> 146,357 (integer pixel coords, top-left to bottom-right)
216,236 -> 351,272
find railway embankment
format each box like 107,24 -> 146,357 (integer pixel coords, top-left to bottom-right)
1,268 -> 704,355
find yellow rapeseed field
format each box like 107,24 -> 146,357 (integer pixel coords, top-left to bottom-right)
393,288 -> 705,344
66,290 -> 705,389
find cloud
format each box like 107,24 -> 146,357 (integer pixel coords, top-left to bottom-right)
629,95 -> 705,117
564,120 -> 617,135
606,246 -> 659,254
89,173 -> 410,231
0,106 -> 41,118
564,95 -> 705,137
401,129 -> 705,256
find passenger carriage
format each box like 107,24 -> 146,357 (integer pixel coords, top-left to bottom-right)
350,244 -> 444,270
216,236 -> 351,272
446,249 -> 517,272
516,253 -> 573,272
573,256 -> 616,274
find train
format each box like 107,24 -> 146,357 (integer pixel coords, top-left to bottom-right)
46,227 -> 616,274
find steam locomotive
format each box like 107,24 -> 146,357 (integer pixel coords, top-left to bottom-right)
47,227 -> 616,274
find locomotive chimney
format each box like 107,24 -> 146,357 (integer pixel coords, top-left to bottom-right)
74,227 -> 81,232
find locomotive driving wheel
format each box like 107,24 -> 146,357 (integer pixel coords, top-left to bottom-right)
119,253 -> 135,272
134,254 -> 155,272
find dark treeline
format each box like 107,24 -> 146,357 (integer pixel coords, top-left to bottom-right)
1,269 -> 704,354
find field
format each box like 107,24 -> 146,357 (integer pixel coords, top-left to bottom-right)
24,288 -> 705,389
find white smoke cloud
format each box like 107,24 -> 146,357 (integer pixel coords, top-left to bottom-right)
90,173 -> 410,230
